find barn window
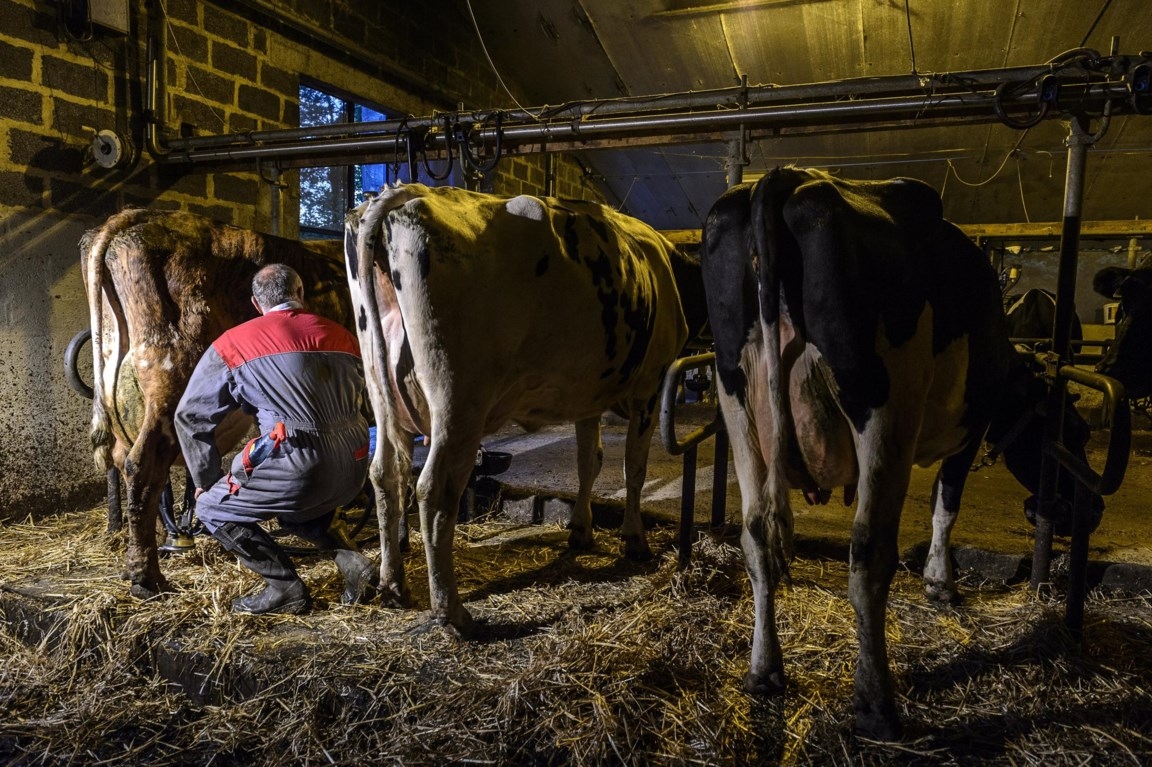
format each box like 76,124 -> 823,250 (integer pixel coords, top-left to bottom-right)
299,83 -> 461,238
298,83 -> 388,238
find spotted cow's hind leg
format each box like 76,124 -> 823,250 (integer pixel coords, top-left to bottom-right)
620,402 -> 656,561
923,443 -> 979,605
416,425 -> 481,636
718,388 -> 785,695
568,416 -> 602,551
848,425 -> 913,742
371,429 -> 412,609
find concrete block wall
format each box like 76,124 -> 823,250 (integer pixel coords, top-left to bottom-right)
0,0 -> 605,519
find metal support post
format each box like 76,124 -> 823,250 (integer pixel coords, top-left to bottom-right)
1030,115 -> 1094,590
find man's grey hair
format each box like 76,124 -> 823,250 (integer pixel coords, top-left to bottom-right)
252,263 -> 304,311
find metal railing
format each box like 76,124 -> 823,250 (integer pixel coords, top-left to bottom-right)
1030,353 -> 1130,633
659,352 -> 728,566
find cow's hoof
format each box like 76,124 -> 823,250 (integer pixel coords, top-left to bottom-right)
623,536 -> 652,562
743,669 -> 786,696
428,610 -> 474,639
129,577 -> 171,600
567,527 -> 595,550
922,580 -> 960,605
378,582 -> 410,609
855,699 -> 903,742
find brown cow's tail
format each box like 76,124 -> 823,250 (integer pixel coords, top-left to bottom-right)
749,169 -> 799,582
81,209 -> 150,471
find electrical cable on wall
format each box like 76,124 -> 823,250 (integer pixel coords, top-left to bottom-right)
464,0 -> 541,121
159,0 -> 228,133
903,0 -> 918,75
946,129 -> 1030,188
1015,156 -> 1032,223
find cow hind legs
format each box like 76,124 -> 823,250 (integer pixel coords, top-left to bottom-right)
923,577 -> 960,606
123,512 -> 172,599
430,607 -> 475,639
122,487 -> 172,598
923,453 -> 975,606
568,417 -> 603,553
620,407 -> 655,562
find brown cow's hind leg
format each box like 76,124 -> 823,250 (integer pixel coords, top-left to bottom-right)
121,457 -> 173,598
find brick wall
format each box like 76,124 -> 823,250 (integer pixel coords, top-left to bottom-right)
0,0 -> 603,519
0,0 -> 601,231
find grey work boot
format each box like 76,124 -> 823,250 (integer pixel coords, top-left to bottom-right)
213,521 -> 311,615
283,512 -> 378,605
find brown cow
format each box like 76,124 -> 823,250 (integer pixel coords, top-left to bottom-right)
81,209 -> 354,598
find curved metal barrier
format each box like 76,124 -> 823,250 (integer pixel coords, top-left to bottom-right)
659,352 -> 728,566
1044,362 -> 1130,495
1032,355 -> 1131,633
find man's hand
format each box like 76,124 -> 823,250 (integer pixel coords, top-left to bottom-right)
194,487 -> 205,500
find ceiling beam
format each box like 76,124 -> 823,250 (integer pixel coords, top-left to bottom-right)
660,220 -> 1152,244
960,221 -> 1152,238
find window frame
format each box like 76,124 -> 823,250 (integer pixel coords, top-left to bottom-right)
298,79 -> 460,239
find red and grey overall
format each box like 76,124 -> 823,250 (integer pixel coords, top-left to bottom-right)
175,306 -> 370,533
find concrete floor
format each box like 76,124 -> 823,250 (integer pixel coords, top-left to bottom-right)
477,401 -> 1152,581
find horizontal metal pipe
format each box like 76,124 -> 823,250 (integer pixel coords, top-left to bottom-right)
159,62 -> 1083,159
163,94 -> 992,163
161,80 -> 1126,166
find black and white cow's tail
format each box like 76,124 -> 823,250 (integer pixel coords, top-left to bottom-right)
345,188 -> 417,483
346,198 -> 393,446
749,169 -> 802,582
80,208 -> 151,472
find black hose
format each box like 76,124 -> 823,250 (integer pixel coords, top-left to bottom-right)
64,328 -> 94,399
419,114 -> 456,181
459,112 -> 504,174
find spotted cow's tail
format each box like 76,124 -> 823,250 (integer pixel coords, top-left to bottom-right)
345,185 -> 421,483
80,208 -> 152,471
749,169 -> 800,581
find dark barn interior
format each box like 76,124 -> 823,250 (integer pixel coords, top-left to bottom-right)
1,1 -> 1151,764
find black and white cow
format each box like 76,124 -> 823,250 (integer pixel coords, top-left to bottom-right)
700,167 -> 1096,740
1094,259 -> 1152,397
1005,287 -> 1083,349
1003,287 -> 1101,535
345,183 -> 694,633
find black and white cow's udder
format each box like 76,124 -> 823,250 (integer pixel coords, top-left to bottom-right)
786,344 -> 858,492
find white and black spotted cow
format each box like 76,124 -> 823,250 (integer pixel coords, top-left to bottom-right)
345,183 -> 694,633
1004,287 -> 1083,351
700,167 -> 1096,740
1003,288 -> 1102,535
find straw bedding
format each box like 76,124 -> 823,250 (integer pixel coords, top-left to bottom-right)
0,506 -> 1149,766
